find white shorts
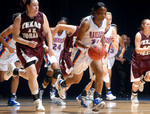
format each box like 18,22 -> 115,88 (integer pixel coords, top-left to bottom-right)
0,53 -> 19,71
72,49 -> 92,75
108,57 -> 115,69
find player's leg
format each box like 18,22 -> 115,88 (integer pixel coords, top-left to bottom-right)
91,60 -> 105,111
131,66 -> 140,103
8,61 -> 21,106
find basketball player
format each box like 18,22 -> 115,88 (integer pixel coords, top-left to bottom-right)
39,17 -> 68,105
103,12 -> 118,100
0,13 -> 21,106
4,0 -> 56,111
56,2 -> 108,112
131,19 -> 150,103
76,12 -> 118,104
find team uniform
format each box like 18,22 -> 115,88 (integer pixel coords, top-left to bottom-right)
16,11 -> 45,73
131,31 -> 150,82
0,33 -> 19,71
44,30 -> 66,71
72,16 -> 107,75
59,26 -> 79,77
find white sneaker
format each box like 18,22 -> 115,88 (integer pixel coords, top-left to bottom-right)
4,63 -> 16,80
51,97 -> 66,106
106,92 -> 116,100
55,75 -> 66,99
50,89 -> 56,100
34,99 -> 45,111
131,94 -> 139,103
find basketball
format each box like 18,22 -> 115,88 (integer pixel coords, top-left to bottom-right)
88,44 -> 105,61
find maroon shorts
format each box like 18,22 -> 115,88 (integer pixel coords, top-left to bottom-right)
16,45 -> 44,74
59,50 -> 73,78
132,58 -> 150,79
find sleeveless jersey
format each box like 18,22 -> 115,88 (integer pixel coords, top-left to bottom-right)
132,31 -> 150,60
53,30 -> 66,60
81,15 -> 107,46
16,11 -> 44,49
59,26 -> 79,76
108,34 -> 119,58
0,33 -> 16,59
104,25 -> 115,52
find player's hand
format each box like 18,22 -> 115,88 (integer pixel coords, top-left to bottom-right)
110,36 -> 115,42
48,48 -> 55,57
27,41 -> 38,48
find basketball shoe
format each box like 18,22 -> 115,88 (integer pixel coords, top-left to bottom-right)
4,63 -> 16,80
8,96 -> 20,106
51,97 -> 66,106
34,99 -> 45,111
131,93 -> 139,103
50,89 -> 56,100
106,91 -> 116,100
76,94 -> 87,107
92,98 -> 105,112
55,75 -> 67,99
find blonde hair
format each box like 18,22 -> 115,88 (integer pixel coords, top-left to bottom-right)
139,19 -> 150,30
106,12 -> 112,16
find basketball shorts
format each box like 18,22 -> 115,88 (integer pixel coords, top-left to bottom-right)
0,53 -> 19,71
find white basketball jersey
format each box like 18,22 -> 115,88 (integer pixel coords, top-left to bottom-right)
108,34 -> 119,58
81,15 -> 107,47
0,33 -> 16,60
104,25 -> 114,52
53,30 -> 66,61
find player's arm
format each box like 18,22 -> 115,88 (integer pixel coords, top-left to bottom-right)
135,32 -> 150,53
43,13 -> 54,56
119,35 -> 125,59
75,20 -> 90,49
110,28 -> 118,50
52,24 -> 76,38
13,16 -> 37,48
0,25 -> 15,53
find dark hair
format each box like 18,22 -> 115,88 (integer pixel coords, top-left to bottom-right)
91,2 -> 107,15
20,0 -> 32,9
12,13 -> 21,21
59,17 -> 69,24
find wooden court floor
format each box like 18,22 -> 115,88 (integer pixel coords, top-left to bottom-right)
0,98 -> 150,114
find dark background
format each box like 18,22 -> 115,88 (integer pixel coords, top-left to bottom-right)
0,0 -> 150,99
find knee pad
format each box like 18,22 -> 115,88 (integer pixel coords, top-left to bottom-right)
44,75 -> 52,83
53,69 -> 63,79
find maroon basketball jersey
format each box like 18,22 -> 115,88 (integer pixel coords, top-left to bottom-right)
16,11 -> 45,48
132,31 -> 150,60
63,26 -> 79,55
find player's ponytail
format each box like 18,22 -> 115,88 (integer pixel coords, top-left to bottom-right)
20,0 -> 32,9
